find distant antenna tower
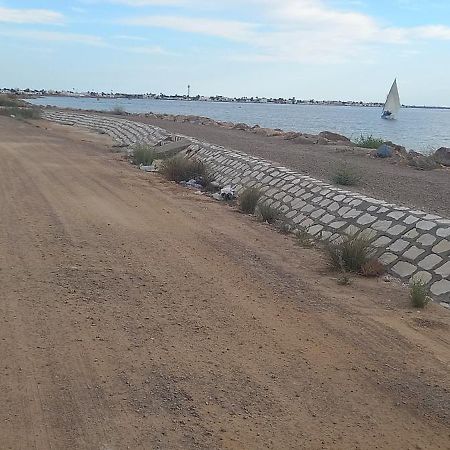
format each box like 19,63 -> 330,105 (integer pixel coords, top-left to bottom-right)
187,84 -> 191,98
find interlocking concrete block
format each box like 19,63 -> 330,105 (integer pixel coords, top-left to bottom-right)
436,227 -> 450,238
403,246 -> 425,261
388,239 -> 410,253
387,211 -> 405,220
308,224 -> 324,235
372,220 -> 392,232
357,213 -> 377,225
418,254 -> 443,270
392,261 -> 417,277
379,252 -> 398,265
430,279 -> 450,296
386,224 -> 407,236
320,214 -> 336,224
329,221 -> 346,230
372,236 -> 392,248
432,239 -> 450,254
412,271 -> 433,284
435,261 -> 450,277
417,234 -> 437,246
416,220 -> 437,231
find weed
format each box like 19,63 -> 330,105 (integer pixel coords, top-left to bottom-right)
326,233 -> 375,273
331,165 -> 361,186
131,144 -> 156,166
295,228 -> 314,248
277,218 -> 293,234
160,156 -> 208,182
353,134 -> 385,149
360,258 -> 385,277
257,203 -> 279,224
111,106 -> 125,115
239,187 -> 261,214
337,272 -> 352,285
410,278 -> 430,309
0,95 -> 22,107
0,107 -> 41,120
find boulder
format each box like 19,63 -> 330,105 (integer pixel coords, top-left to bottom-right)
319,131 -> 350,142
407,151 -> 439,170
254,127 -> 283,137
283,131 -> 302,140
292,135 -> 316,145
434,147 -> 450,166
233,122 -> 250,131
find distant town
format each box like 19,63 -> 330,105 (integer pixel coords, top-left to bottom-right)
1,87 -> 449,110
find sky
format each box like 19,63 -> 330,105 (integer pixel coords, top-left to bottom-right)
1,1 -> 450,105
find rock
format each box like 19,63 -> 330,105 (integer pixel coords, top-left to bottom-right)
384,141 -> 408,158
407,151 -> 439,170
319,131 -> 350,142
292,135 -> 316,145
283,131 -> 302,140
434,147 -> 450,166
375,144 -> 394,158
233,122 -> 250,131
253,127 -> 283,137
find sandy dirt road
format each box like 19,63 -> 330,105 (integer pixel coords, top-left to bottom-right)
0,116 -> 449,450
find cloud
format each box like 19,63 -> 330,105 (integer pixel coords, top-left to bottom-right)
120,0 -> 450,62
123,15 -> 258,41
0,29 -> 105,46
0,7 -> 64,24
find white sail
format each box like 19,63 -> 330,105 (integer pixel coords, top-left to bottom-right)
382,79 -> 401,117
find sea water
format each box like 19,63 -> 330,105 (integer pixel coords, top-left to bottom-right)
29,96 -> 450,152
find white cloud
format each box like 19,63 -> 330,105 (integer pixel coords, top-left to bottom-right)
120,0 -> 450,62
123,15 -> 258,41
0,7 -> 64,24
0,29 -> 105,46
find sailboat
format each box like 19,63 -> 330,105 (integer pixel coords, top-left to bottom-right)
381,78 -> 401,119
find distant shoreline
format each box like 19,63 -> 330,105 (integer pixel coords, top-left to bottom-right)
29,95 -> 450,110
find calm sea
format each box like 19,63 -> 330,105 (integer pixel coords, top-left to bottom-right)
29,96 -> 450,152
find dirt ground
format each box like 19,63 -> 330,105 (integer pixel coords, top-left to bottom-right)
128,115 -> 450,218
0,116 -> 449,450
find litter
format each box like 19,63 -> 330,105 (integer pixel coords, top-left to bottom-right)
220,185 -> 235,200
180,179 -> 204,189
139,163 -> 158,172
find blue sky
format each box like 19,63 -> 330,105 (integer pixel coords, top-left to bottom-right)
1,1 -> 450,105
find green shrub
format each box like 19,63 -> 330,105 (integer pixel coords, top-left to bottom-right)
0,95 -> 22,107
239,187 -> 261,214
111,106 -> 125,115
257,203 -> 279,224
295,228 -> 314,248
353,134 -> 385,149
160,156 -> 208,182
131,144 -> 156,166
326,233 -> 375,273
277,217 -> 293,234
337,272 -> 352,286
331,165 -> 361,186
410,278 -> 430,308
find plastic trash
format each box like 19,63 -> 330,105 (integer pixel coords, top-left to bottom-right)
375,144 -> 393,158
139,163 -> 157,172
220,185 -> 235,200
180,179 -> 203,189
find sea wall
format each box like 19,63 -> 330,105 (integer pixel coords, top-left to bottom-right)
42,109 -> 450,304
